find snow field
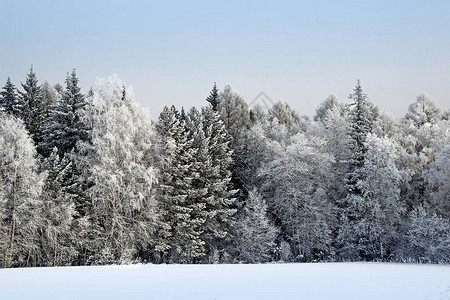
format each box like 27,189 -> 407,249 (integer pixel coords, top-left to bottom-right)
0,262 -> 449,299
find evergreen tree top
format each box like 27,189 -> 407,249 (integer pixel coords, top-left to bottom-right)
345,80 -> 379,197
349,80 -> 367,105
1,77 -> 17,98
348,80 -> 378,126
0,77 -> 20,115
206,82 -> 220,111
63,69 -> 84,107
20,65 -> 41,98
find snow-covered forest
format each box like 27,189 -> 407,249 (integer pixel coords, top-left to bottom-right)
0,67 -> 449,268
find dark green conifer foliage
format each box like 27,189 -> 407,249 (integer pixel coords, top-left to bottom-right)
0,77 -> 22,118
40,69 -> 88,157
19,66 -> 44,144
156,106 -> 206,263
197,106 -> 237,262
345,80 -> 379,196
206,82 -> 220,111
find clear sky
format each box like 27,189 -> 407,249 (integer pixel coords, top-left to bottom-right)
1,0 -> 449,118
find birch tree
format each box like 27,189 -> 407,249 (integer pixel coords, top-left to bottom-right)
0,113 -> 44,267
77,75 -> 158,263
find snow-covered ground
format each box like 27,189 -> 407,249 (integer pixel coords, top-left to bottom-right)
0,262 -> 449,299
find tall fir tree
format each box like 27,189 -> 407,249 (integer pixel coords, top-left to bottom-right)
345,80 -> 379,197
19,66 -> 44,144
40,69 -> 88,157
337,135 -> 404,260
191,106 -> 237,262
38,70 -> 92,251
0,77 -> 22,118
337,81 -> 382,261
156,105 -> 206,263
206,82 -> 220,111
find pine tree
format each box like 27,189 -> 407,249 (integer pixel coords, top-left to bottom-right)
156,105 -> 237,263
206,82 -> 220,111
0,77 -> 22,117
19,66 -> 44,144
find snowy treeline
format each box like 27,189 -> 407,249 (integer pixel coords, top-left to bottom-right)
0,68 -> 449,267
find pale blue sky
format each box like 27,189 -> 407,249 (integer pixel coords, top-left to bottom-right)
1,0 -> 449,117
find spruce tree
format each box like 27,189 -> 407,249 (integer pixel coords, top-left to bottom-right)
40,69 -> 87,157
206,82 -> 220,111
345,80 -> 379,197
337,134 -> 404,260
198,105 -> 237,262
0,77 -> 22,118
19,66 -> 44,144
38,70 -> 92,250
156,106 -> 206,263
337,80 -> 381,260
